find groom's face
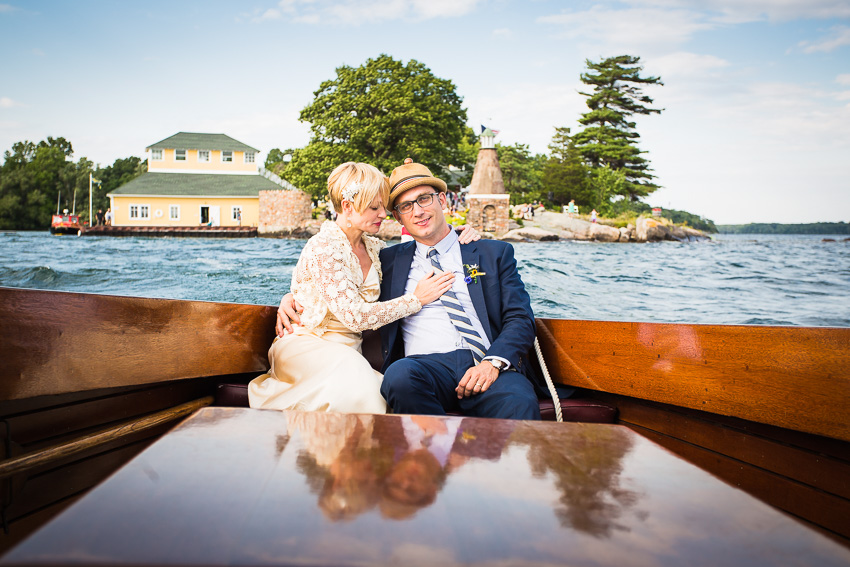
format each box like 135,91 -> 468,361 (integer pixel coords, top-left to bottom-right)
392,185 -> 448,246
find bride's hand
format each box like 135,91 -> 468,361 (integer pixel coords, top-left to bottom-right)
455,224 -> 481,244
413,269 -> 455,305
276,293 -> 304,337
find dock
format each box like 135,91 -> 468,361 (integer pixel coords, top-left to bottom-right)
84,225 -> 257,238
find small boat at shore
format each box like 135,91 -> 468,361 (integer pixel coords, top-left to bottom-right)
49,210 -> 83,236
0,286 -> 847,562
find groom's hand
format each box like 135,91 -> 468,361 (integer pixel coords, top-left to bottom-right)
276,293 -> 303,337
456,361 -> 499,398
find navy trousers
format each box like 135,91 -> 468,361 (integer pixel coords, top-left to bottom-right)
380,349 -> 541,420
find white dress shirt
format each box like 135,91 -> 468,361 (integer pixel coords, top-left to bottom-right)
400,229 -> 510,372
401,229 -> 490,357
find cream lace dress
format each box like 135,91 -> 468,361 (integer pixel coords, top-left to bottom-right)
248,221 -> 422,414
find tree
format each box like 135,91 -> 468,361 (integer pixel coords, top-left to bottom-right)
284,54 -> 468,197
541,127 -> 592,208
93,156 -> 146,212
573,55 -> 663,201
496,143 -> 545,204
0,137 -> 89,230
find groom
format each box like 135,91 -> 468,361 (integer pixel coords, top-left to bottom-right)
378,159 -> 541,420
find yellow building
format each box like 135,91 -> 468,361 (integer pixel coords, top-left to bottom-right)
108,132 -> 291,227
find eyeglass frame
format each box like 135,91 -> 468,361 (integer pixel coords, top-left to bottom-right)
393,192 -> 441,215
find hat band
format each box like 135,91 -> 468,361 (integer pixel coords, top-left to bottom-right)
391,174 -> 429,193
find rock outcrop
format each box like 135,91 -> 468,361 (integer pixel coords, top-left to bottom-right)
500,226 -> 560,242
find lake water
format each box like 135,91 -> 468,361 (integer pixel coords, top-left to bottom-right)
1,231 -> 848,327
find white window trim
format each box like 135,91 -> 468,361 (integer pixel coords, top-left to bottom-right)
221,150 -> 233,163
198,150 -> 210,163
169,204 -> 181,221
244,151 -> 255,164
175,149 -> 187,161
130,203 -> 151,220
231,206 -> 242,221
151,149 -> 163,161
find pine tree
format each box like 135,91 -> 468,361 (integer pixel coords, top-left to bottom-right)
573,55 -> 663,201
542,127 -> 592,207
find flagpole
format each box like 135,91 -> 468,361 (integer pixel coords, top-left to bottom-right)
89,172 -> 93,227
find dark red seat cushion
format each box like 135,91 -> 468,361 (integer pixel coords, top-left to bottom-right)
215,383 -> 617,423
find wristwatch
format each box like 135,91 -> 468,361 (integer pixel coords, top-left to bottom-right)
487,358 -> 508,372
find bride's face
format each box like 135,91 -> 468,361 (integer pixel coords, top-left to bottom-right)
348,195 -> 386,235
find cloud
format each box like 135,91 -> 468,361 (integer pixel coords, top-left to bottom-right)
0,4 -> 19,13
492,28 -> 513,39
837,73 -> 850,85
799,25 -> 850,53
0,97 -> 21,108
537,6 -> 716,54
267,0 -> 481,24
620,0 -> 850,23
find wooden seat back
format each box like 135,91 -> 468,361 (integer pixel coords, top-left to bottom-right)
535,318 -> 850,442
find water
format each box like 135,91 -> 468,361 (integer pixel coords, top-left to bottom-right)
1,231 -> 848,327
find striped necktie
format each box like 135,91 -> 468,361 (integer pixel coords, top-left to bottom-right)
427,247 -> 487,363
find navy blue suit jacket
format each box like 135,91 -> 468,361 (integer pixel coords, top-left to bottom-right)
378,238 -> 546,396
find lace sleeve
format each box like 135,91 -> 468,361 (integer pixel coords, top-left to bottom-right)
304,240 -> 421,332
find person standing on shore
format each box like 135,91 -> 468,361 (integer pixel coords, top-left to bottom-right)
591,209 -> 597,223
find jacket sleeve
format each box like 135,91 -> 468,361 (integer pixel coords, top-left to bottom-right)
484,243 -> 536,367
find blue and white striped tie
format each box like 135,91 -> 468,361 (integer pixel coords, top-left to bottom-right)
427,247 -> 487,364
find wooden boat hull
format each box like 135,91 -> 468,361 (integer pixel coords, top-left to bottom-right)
0,287 -> 847,553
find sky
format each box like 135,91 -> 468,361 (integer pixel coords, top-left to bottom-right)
1,0 -> 848,225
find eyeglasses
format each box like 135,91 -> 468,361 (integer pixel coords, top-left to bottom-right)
394,192 -> 438,215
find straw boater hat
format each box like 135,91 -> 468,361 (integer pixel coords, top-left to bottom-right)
388,158 -> 447,211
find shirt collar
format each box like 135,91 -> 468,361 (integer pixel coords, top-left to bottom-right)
415,226 -> 458,259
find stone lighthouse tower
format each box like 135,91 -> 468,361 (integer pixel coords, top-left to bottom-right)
466,127 -> 510,235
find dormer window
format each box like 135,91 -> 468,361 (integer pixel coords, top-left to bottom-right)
175,149 -> 186,161
151,149 -> 163,161
198,150 -> 210,162
244,151 -> 255,164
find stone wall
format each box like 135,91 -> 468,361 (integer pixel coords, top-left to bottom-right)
466,194 -> 510,236
258,189 -> 312,235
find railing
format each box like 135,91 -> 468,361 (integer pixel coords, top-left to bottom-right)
258,167 -> 300,191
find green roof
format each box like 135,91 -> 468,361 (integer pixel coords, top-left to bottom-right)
108,173 -> 282,197
147,132 -> 259,153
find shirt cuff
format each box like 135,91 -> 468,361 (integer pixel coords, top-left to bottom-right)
483,356 -> 510,371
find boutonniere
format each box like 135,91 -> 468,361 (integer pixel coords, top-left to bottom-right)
463,264 -> 486,284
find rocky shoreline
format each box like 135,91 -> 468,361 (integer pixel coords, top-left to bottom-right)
281,211 -> 711,243
500,212 -> 710,243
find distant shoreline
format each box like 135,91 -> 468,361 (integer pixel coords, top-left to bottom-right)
717,222 -> 849,235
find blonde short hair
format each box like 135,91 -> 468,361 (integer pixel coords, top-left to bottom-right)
327,162 -> 389,214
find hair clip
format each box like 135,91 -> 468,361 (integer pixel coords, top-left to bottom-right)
341,182 -> 362,202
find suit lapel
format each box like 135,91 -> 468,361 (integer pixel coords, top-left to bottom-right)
461,243 -> 493,343
391,241 -> 416,298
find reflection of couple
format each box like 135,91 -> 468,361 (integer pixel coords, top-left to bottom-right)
250,159 -> 544,419
289,412 -> 514,521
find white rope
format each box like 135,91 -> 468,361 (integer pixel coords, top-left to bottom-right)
534,336 -> 562,422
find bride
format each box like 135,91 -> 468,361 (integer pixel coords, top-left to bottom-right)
249,162 -> 475,414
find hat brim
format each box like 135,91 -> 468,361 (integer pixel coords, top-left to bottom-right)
388,177 -> 448,211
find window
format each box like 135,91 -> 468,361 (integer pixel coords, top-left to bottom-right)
244,151 -> 255,164
151,149 -> 163,160
222,151 -> 233,162
169,205 -> 180,220
198,150 -> 210,162
232,206 -> 242,222
129,204 -> 150,220
175,149 -> 186,161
